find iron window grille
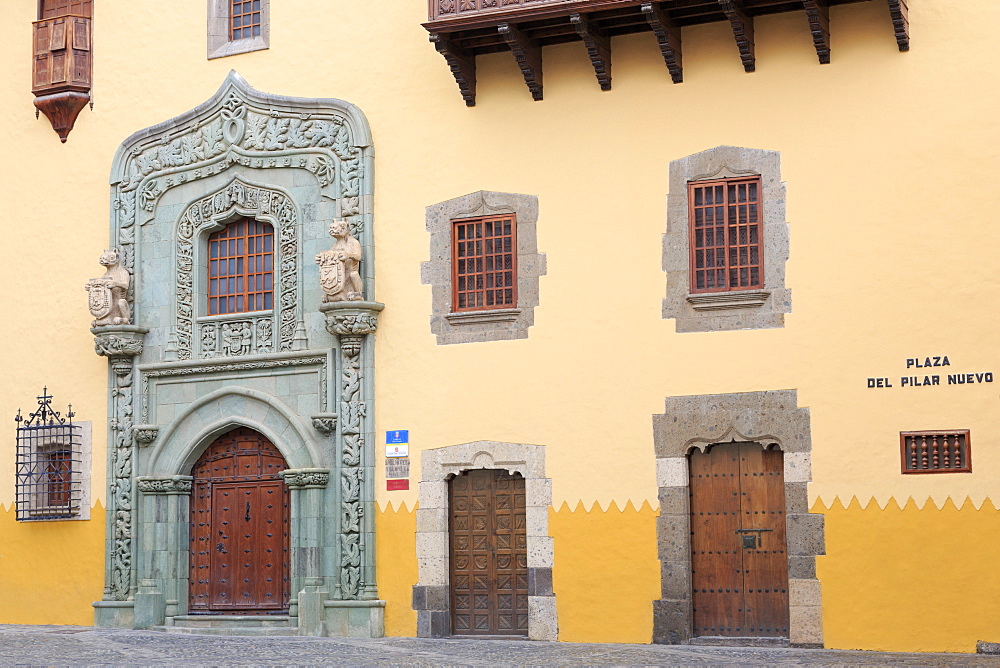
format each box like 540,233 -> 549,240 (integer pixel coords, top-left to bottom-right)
689,177 -> 763,293
900,430 -> 971,474
14,388 -> 82,521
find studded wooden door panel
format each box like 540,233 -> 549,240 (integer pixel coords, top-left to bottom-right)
449,469 -> 528,636
189,427 -> 290,613
689,442 -> 789,637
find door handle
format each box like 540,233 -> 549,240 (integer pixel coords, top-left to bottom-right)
245,501 -> 251,522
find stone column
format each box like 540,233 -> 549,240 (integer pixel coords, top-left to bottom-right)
91,325 -> 147,629
320,300 -> 385,638
133,475 -> 192,629
281,468 -> 331,636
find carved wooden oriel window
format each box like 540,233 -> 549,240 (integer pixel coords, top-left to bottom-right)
900,431 -> 971,474
231,0 -> 261,40
208,218 -> 274,315
32,0 -> 93,142
689,177 -> 763,293
452,215 -> 517,312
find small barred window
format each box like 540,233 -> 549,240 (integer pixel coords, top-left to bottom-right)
231,0 -> 261,40
14,389 -> 83,521
689,177 -> 763,293
208,218 -> 274,315
452,214 -> 517,312
900,430 -> 971,474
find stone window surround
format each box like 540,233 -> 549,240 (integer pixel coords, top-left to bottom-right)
662,146 -> 791,333
651,390 -> 823,647
412,441 -> 557,641
18,420 -> 92,522
208,0 -> 270,59
422,191 -> 546,345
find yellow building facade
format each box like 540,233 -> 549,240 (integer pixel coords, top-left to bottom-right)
0,0 -> 998,653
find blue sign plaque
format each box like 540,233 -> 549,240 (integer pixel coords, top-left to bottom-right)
386,430 -> 409,444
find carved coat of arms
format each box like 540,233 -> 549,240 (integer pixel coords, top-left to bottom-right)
86,278 -> 114,320
317,252 -> 347,297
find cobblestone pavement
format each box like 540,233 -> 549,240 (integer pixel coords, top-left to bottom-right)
1,625 -> 998,666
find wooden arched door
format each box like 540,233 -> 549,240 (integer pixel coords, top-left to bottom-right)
188,427 -> 290,613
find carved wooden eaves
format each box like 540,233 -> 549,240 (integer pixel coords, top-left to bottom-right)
498,22 -> 543,101
571,13 -> 612,91
641,3 -> 683,84
424,0 -> 911,106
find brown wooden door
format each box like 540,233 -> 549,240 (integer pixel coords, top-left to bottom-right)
449,469 -> 528,636
689,442 -> 789,637
189,427 -> 290,614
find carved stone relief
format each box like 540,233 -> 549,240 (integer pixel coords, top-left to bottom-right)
86,249 -> 131,327
317,219 -> 364,302
176,179 -> 296,360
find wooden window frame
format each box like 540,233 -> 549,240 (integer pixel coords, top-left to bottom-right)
229,0 -> 261,41
38,0 -> 92,19
900,430 -> 972,474
451,214 -> 518,313
688,176 -> 764,294
207,218 -> 275,316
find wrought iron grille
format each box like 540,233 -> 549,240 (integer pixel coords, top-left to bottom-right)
14,388 -> 82,521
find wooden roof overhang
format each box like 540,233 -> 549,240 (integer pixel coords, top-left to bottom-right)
424,0 -> 909,105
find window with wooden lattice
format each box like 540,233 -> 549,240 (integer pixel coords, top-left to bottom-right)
688,177 -> 763,293
900,430 -> 971,474
230,0 -> 261,40
451,214 -> 517,312
207,218 -> 274,315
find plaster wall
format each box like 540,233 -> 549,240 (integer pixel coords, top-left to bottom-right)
0,0 -> 997,650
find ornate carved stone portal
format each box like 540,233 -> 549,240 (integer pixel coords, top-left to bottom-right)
91,72 -> 384,638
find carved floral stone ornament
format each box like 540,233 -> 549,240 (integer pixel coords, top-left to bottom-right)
85,249 -> 131,327
316,219 -> 364,303
280,468 -> 331,488
92,326 -> 148,360
136,476 -> 193,495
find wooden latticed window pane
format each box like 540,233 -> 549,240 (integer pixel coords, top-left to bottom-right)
452,215 -> 517,312
46,450 -> 72,506
689,177 -> 763,293
231,0 -> 262,40
900,430 -> 971,474
40,0 -> 92,18
208,218 -> 274,315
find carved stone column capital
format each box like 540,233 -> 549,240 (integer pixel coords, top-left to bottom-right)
281,468 -> 331,489
136,476 -> 193,495
133,425 -> 159,446
320,301 -> 384,338
92,325 -> 149,360
311,413 -> 338,436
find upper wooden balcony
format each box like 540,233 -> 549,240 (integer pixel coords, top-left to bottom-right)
424,0 -> 910,105
32,13 -> 93,141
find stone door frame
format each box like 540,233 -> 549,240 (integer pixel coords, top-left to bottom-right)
652,390 -> 824,647
412,441 -> 557,641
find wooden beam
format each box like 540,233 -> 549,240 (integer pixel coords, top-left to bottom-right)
498,22 -> 543,101
641,2 -> 683,84
430,33 -> 477,107
887,0 -> 909,51
570,13 -> 612,91
717,0 -> 755,73
802,0 -> 830,64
